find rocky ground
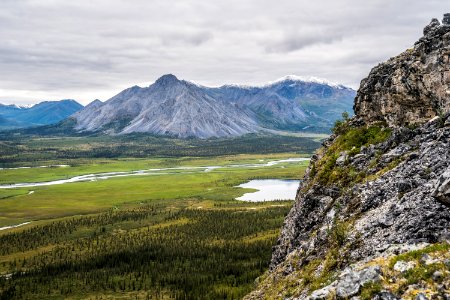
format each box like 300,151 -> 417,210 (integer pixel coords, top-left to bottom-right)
246,15 -> 450,300
246,113 -> 450,300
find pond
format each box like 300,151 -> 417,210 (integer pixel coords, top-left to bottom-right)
235,179 -> 300,202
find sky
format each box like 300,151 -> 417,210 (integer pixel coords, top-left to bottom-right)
0,0 -> 448,105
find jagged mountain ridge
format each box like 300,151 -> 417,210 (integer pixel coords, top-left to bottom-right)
206,76 -> 355,131
73,75 -> 260,138
72,74 -> 355,138
0,100 -> 83,129
247,14 -> 450,300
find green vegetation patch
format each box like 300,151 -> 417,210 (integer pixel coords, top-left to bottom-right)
0,155 -> 308,227
389,243 -> 450,268
360,282 -> 383,300
0,153 -> 308,185
0,133 -> 321,167
310,124 -> 392,188
0,201 -> 292,299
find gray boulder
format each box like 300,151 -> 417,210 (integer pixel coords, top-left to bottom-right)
443,13 -> 450,25
432,168 -> 450,205
423,18 -> 440,35
336,271 -> 360,298
309,284 -> 336,300
358,266 -> 382,286
336,152 -> 348,166
373,291 -> 400,300
393,260 -> 416,273
415,293 -> 428,300
336,266 -> 381,298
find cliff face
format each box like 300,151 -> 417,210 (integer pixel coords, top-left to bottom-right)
354,17 -> 450,127
248,16 -> 450,300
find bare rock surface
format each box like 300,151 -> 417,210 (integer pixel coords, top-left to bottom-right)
354,17 -> 450,127
270,115 -> 450,269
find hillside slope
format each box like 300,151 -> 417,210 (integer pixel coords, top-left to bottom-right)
0,100 -> 83,129
208,76 -> 355,132
247,15 -> 450,300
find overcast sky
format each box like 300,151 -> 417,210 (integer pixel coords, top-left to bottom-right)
0,0 -> 448,105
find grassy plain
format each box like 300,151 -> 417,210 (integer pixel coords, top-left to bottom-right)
0,153 -> 308,184
0,133 -> 319,167
0,154 -> 309,227
0,133 -> 318,299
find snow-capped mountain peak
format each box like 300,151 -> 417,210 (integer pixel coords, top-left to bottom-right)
265,75 -> 344,88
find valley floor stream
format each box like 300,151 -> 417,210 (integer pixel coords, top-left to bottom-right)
0,158 -> 309,189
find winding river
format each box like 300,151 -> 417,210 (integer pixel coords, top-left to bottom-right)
0,158 -> 309,189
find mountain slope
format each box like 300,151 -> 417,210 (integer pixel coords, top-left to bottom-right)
72,75 -> 355,138
73,75 -> 260,138
208,76 -> 355,132
247,15 -> 450,300
257,76 -> 355,129
0,100 -> 83,129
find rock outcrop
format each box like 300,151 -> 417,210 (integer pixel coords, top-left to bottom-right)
443,13 -> 450,25
247,15 -> 450,300
354,16 -> 450,127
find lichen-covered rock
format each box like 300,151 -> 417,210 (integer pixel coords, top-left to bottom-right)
307,266 -> 382,299
353,17 -> 450,127
336,272 -> 360,298
432,167 -> 450,204
335,266 -> 381,298
393,260 -> 416,273
415,293 -> 428,300
373,291 -> 400,300
309,284 -> 336,300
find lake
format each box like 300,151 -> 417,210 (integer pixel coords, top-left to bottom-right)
236,179 -> 300,202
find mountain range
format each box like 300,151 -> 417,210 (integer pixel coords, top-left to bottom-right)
0,100 -> 83,129
72,75 -> 355,138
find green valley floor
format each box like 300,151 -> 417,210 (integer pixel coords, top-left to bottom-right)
0,134 -> 316,299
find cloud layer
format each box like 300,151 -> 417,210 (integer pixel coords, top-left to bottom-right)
0,0 -> 448,105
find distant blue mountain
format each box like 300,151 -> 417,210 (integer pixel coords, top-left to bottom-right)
206,75 -> 356,132
0,100 -> 83,130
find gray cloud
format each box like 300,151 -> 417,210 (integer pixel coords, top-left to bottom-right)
266,29 -> 344,52
0,0 -> 448,105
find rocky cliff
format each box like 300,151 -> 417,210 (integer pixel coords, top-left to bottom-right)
247,15 -> 450,300
354,16 -> 450,127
